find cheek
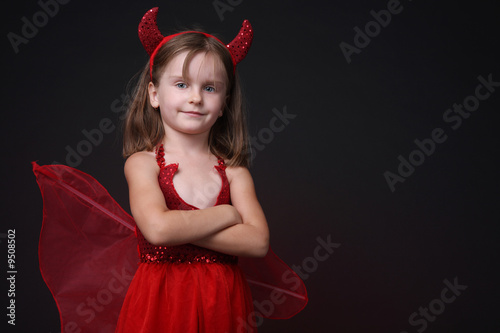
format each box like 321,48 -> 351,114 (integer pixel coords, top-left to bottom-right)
160,90 -> 180,106
215,94 -> 227,108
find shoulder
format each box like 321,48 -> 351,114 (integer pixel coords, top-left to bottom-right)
225,166 -> 262,210
124,150 -> 158,179
225,166 -> 254,187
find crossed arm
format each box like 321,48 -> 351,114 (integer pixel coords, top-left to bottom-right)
125,152 -> 269,257
192,166 -> 269,257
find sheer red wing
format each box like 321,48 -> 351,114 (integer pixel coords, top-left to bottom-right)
33,163 -> 307,332
33,162 -> 138,333
239,249 -> 308,319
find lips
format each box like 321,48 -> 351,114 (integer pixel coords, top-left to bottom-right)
182,111 -> 204,116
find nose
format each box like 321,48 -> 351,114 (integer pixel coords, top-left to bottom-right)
189,89 -> 202,105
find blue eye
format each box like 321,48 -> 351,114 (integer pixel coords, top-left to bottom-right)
204,86 -> 215,93
176,83 -> 187,89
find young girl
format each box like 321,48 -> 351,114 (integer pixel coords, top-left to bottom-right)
33,7 -> 306,333
115,7 -> 267,332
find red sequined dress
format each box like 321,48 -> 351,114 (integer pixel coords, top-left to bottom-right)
33,148 -> 307,333
115,145 -> 255,332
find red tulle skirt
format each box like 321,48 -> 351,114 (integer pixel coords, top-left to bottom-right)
115,262 -> 256,333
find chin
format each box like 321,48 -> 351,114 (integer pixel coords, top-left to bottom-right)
179,128 -> 209,135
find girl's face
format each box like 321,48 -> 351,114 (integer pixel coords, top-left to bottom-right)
148,51 -> 228,138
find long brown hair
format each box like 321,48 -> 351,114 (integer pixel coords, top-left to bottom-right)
123,32 -> 249,167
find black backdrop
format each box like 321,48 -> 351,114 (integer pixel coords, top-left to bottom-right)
3,0 -> 500,332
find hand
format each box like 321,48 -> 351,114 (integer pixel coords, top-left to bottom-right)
220,204 -> 243,225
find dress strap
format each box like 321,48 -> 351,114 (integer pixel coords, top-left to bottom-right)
155,144 -> 165,168
215,156 -> 226,170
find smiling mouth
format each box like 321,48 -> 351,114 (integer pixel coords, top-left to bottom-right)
182,111 -> 204,116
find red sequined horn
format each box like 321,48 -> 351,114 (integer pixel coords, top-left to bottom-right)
138,7 -> 253,69
138,7 -> 164,56
226,20 -> 253,66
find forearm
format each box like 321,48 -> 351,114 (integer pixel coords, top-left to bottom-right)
192,223 -> 269,257
195,166 -> 270,257
138,204 -> 240,246
126,154 -> 242,247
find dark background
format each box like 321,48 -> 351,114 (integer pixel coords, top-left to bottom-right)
2,0 -> 499,332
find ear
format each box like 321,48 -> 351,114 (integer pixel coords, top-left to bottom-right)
148,82 -> 160,108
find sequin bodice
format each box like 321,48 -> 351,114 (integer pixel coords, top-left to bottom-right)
136,145 -> 237,264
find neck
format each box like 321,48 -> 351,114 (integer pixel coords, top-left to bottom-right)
162,128 -> 211,157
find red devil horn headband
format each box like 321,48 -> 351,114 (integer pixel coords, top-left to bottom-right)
138,7 -> 253,80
